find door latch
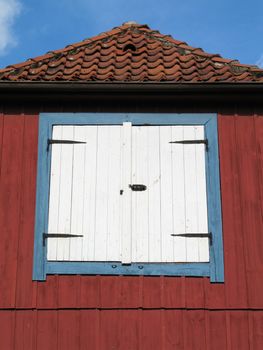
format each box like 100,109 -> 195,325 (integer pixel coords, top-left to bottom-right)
129,184 -> 147,191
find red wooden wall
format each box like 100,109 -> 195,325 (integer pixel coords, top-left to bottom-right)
0,112 -> 262,349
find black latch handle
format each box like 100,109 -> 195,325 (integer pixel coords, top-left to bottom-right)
129,184 -> 147,191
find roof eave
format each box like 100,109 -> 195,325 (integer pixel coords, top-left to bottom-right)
0,81 -> 262,104
0,80 -> 262,89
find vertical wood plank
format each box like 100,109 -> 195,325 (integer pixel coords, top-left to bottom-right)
56,126 -> 74,260
100,276 -> 121,308
148,126 -> 162,261
0,115 -> 24,308
121,122 -> 132,263
69,126 -> 86,261
248,116 -> 263,307
185,278 -> 205,308
94,126 -> 111,261
82,126 -> 97,261
254,116 -> 263,235
47,126 -> 62,260
183,310 -> 206,350
131,126 -> 151,262
14,311 -> 37,350
235,116 -> 262,308
99,310 -> 120,350
0,113 -> 4,175
183,126 -> 200,261
58,310 -> 80,350
37,276 -> 58,309
218,115 -> 248,308
105,126 -> 122,261
251,312 -> 263,350
15,116 -> 38,308
93,125 -> 123,261
229,311 -> 250,350
162,277 -> 186,308
119,310 -> 140,350
79,310 -> 99,350
0,311 -> 15,350
57,276 -> 80,309
79,276 -> 100,308
171,126 -> 187,261
119,276 -> 141,308
160,126 -> 174,261
142,277 -> 162,308
162,310 -> 184,350
37,311 -> 58,350
141,310 -> 162,350
203,278 -> 226,309
207,311 -> 227,350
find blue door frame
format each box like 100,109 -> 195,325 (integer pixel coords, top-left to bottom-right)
33,113 -> 224,282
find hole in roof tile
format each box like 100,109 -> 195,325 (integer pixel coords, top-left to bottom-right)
123,43 -> 137,52
177,47 -> 186,55
231,65 -> 247,74
252,70 -> 263,78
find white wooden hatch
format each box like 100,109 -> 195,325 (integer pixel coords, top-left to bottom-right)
47,123 -> 209,263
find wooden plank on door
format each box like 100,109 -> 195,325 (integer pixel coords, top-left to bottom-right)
131,126 -> 149,262
121,122 -> 132,264
82,126 -> 98,261
147,126 -> 162,262
170,125 -> 187,262
69,126 -> 86,261
106,126 -> 122,261
183,126 -> 200,262
160,126 -> 174,262
94,126 -> 112,261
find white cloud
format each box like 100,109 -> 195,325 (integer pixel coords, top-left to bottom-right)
256,54 -> 263,68
0,0 -> 22,55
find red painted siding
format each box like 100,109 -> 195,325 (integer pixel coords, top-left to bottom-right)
0,310 -> 263,350
0,112 -> 262,348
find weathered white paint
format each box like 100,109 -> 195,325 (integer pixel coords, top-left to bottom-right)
47,125 -> 123,262
121,122 -> 132,263
47,124 -> 209,263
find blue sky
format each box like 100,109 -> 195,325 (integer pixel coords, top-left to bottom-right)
0,0 -> 262,69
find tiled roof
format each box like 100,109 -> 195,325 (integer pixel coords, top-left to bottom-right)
1,22 -> 263,83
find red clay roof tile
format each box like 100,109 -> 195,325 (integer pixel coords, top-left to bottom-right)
0,22 -> 263,83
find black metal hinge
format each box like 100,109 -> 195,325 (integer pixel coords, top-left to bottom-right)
43,233 -> 83,246
47,139 -> 86,150
171,232 -> 212,245
169,139 -> 208,151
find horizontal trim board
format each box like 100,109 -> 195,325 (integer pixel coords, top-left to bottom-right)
40,113 -> 214,125
46,261 -> 210,276
1,308 -> 263,311
1,82 -> 263,91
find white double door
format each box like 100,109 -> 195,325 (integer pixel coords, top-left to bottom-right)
47,123 -> 209,263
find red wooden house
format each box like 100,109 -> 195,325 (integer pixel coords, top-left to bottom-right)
0,22 -> 263,349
